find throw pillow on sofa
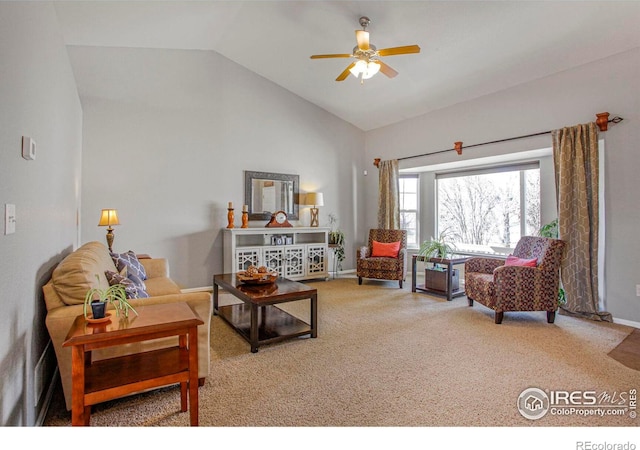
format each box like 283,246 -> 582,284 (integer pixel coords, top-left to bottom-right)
105,269 -> 139,299
126,271 -> 150,298
111,250 -> 147,281
105,269 -> 149,299
504,255 -> 538,267
371,240 -> 401,258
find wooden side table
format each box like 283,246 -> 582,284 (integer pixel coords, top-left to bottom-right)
62,302 -> 203,426
411,254 -> 469,301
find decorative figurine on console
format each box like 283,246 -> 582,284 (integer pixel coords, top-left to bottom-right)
265,210 -> 293,228
241,204 -> 249,228
227,202 -> 234,229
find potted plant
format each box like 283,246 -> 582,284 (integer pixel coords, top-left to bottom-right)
84,274 -> 138,320
418,230 -> 456,261
418,231 -> 459,292
327,214 -> 345,272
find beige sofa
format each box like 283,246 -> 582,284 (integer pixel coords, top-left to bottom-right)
43,241 -> 212,411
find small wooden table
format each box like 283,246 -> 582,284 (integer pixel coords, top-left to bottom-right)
62,302 -> 203,426
411,255 -> 469,301
213,274 -> 317,353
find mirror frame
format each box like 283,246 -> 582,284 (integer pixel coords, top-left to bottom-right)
244,171 -> 300,221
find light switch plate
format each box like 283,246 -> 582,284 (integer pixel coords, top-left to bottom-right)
5,204 -> 16,235
22,136 -> 36,160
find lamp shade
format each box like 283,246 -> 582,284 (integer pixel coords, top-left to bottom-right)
305,192 -> 324,207
98,209 -> 120,227
349,60 -> 380,80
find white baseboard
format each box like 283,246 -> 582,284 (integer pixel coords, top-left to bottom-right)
612,317 -> 640,329
181,286 -> 213,293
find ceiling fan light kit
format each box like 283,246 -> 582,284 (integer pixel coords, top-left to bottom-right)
310,16 -> 420,84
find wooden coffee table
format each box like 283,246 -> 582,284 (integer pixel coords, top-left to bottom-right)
213,274 -> 317,353
62,302 -> 203,426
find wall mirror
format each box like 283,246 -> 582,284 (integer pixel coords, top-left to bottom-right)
244,171 -> 299,220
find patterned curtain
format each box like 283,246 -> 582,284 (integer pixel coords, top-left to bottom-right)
377,159 -> 400,229
552,122 -> 612,322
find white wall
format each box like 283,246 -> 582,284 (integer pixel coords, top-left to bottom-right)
365,48 -> 640,324
73,46 -> 364,288
0,3 -> 83,425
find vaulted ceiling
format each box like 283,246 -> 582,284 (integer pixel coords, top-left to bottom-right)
54,1 -> 640,131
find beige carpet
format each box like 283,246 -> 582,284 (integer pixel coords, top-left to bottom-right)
44,275 -> 638,427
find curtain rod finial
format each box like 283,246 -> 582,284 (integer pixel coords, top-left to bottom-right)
596,112 -> 610,132
454,142 -> 463,155
373,158 -> 381,168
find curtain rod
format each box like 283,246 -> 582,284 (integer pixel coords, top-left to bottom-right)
373,112 -> 624,168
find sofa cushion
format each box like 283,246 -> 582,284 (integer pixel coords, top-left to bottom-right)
111,250 -> 147,281
52,242 -> 117,306
144,276 -> 182,296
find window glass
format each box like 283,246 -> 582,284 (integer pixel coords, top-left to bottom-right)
400,175 -> 419,248
436,165 -> 540,255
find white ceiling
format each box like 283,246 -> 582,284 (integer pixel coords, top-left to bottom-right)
53,1 -> 640,131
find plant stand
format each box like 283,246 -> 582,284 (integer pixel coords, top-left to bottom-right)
411,255 -> 469,301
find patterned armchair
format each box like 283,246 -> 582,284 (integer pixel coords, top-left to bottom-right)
357,229 -> 407,288
465,236 -> 565,324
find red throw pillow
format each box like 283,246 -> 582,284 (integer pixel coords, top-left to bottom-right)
371,240 -> 401,258
505,255 -> 538,267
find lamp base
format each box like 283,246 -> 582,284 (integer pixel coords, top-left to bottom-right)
106,228 -> 115,252
310,208 -> 319,227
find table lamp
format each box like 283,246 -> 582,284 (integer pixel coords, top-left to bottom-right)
98,209 -> 120,252
305,192 -> 324,227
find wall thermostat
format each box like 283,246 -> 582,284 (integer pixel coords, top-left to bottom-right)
22,136 -> 36,160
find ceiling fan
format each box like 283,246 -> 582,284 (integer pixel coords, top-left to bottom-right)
310,16 -> 420,83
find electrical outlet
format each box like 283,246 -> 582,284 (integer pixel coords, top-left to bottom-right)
4,204 -> 16,235
636,284 -> 640,297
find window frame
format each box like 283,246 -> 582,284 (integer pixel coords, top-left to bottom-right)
399,173 -> 420,249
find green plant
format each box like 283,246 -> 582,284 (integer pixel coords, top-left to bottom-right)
538,218 -> 559,238
329,229 -> 346,271
537,218 -> 566,305
327,214 -> 345,271
418,231 -> 456,261
84,274 -> 138,319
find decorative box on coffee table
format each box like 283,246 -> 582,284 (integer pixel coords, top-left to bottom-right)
425,267 -> 459,293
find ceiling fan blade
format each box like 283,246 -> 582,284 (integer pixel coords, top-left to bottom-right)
356,30 -> 370,50
336,62 -> 356,81
310,53 -> 353,59
378,60 -> 398,78
377,45 -> 421,57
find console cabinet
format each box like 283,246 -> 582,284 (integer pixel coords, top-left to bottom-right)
223,227 -> 330,280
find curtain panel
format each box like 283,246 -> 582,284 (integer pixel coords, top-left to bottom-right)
377,159 -> 400,229
552,122 -> 611,322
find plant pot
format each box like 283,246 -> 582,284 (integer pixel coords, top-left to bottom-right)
425,268 -> 459,293
91,301 -> 107,319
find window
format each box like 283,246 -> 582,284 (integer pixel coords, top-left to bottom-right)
399,174 -> 419,248
436,163 -> 540,255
